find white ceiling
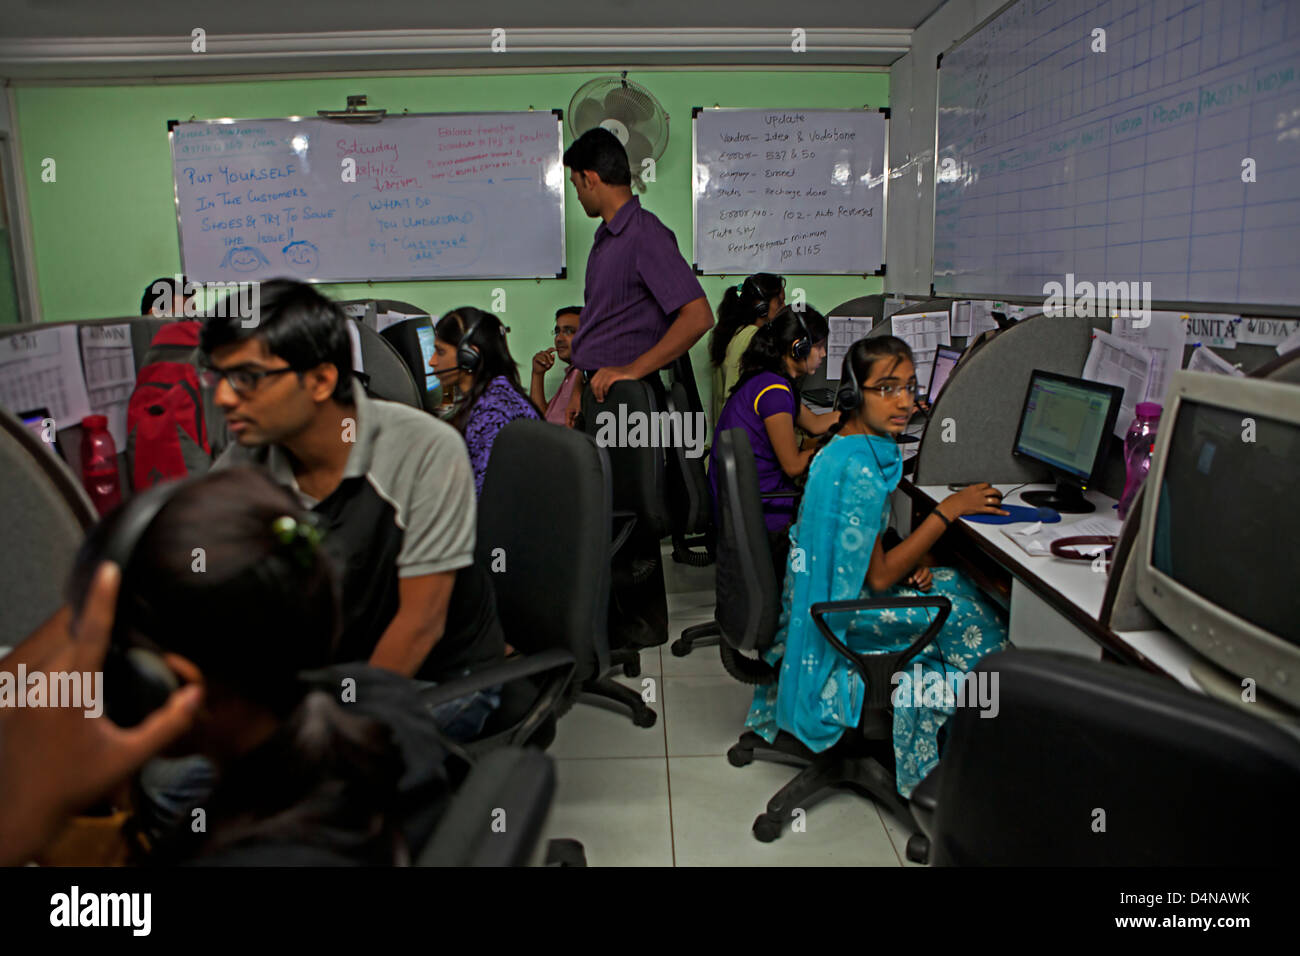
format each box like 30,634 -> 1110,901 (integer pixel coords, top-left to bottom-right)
0,0 -> 944,78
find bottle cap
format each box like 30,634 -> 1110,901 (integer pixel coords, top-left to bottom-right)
81,414 -> 108,429
1135,402 -> 1162,418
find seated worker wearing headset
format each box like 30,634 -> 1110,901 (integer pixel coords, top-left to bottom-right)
201,280 -> 504,740
708,306 -> 830,574
429,307 -> 542,498
744,336 -> 1010,801
0,468 -> 453,866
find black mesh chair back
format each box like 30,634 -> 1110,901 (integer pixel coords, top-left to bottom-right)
581,378 -> 668,539
476,419 -> 613,683
665,353 -> 712,540
913,649 -> 1300,865
713,428 -> 782,653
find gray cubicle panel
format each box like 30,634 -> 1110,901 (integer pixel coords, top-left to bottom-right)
0,316 -> 175,495
911,311 -> 1132,497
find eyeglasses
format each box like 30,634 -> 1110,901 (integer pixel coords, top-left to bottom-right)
552,326 -> 578,336
865,382 -> 919,400
199,363 -> 297,396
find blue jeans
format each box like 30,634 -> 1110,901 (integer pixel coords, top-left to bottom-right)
426,676 -> 503,742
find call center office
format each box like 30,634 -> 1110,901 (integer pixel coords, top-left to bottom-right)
0,0 -> 1298,869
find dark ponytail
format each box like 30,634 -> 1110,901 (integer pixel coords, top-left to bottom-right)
825,335 -> 915,438
709,272 -> 785,368
732,304 -> 828,395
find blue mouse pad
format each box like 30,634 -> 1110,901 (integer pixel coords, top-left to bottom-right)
964,505 -> 1061,525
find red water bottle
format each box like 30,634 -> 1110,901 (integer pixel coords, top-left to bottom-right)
80,414 -> 123,516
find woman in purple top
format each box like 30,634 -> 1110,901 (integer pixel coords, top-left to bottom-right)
708,306 -> 829,569
430,307 -> 542,497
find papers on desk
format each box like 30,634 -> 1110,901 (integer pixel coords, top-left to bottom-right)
1186,343 -> 1243,376
1001,515 -> 1123,557
0,325 -> 92,435
1083,329 -> 1153,438
827,316 -> 874,377
891,310 -> 951,394
1111,312 -> 1188,407
78,324 -> 137,447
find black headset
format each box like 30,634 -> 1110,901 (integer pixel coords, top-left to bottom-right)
740,275 -> 771,321
836,352 -> 864,412
455,312 -> 510,374
97,480 -> 190,728
790,310 -> 812,361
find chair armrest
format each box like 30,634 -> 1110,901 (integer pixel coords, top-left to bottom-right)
808,596 -> 952,711
416,648 -> 576,710
417,747 -> 556,866
610,509 -> 637,557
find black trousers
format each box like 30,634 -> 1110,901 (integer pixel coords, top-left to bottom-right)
584,370 -> 673,650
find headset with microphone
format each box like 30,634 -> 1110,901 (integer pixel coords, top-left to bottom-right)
451,310 -> 510,376
789,309 -> 813,361
740,275 -> 772,321
92,478 -> 327,727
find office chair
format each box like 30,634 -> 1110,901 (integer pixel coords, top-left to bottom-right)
579,379 -> 671,722
665,352 -> 715,567
712,428 -> 942,854
909,649 -> 1300,865
417,419 -> 629,752
0,403 -> 98,650
351,319 -> 424,410
418,746 -> 557,866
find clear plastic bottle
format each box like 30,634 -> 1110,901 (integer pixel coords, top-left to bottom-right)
1117,402 -> 1161,520
79,414 -> 123,516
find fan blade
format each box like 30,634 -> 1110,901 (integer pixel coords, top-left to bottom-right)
604,86 -> 655,124
573,100 -> 606,135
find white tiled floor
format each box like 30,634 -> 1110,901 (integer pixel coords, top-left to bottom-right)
537,545 -> 914,866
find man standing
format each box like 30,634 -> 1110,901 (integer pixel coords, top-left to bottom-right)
563,128 -> 714,650
563,127 -> 714,422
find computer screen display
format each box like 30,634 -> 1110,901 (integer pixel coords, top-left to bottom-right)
18,407 -> 60,458
415,325 -> 439,392
927,346 -> 962,402
1150,399 -> 1299,643
1013,372 -> 1117,480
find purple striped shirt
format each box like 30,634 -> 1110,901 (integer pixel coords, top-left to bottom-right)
570,197 -> 705,372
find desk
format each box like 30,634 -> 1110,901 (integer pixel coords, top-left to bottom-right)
897,480 -> 1202,690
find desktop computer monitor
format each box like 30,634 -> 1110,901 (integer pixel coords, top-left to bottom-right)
1137,372 -> 1300,711
379,316 -> 440,413
926,346 -> 962,404
1011,369 -> 1123,513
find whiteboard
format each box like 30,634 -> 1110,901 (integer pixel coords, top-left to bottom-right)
170,112 -> 565,283
934,0 -> 1300,312
693,108 -> 887,275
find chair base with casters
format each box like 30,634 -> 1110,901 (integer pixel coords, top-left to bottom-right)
671,531 -> 715,567
577,669 -> 658,728
732,595 -> 951,861
671,620 -> 720,657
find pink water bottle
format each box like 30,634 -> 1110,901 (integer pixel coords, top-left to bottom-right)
1116,402 -> 1161,520
79,414 -> 123,516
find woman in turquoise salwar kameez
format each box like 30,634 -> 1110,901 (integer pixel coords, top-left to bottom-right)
745,336 -> 1011,798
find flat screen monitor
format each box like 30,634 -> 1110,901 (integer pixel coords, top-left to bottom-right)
415,325 -> 438,393
18,406 -> 61,459
1137,371 -> 1300,710
1011,370 -> 1123,513
926,346 -> 962,403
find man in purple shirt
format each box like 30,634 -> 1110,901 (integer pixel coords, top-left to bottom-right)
562,127 -> 714,424
562,128 -> 714,653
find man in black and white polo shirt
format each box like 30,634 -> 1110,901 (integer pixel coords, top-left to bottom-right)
201,280 -> 503,739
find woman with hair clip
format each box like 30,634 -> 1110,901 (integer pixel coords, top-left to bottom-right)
743,335 -> 1011,799
431,306 -> 542,497
709,273 -> 786,423
708,305 -> 831,571
64,467 -> 454,866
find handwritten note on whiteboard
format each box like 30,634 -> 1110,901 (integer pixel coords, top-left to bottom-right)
693,109 -> 886,274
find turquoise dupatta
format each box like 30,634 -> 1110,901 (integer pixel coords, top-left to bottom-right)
767,432 -> 903,752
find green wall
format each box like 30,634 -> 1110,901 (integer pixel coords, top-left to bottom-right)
14,70 -> 887,404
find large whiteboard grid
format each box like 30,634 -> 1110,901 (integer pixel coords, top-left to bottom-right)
934,0 -> 1300,312
693,108 -> 887,275
170,112 -> 565,283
